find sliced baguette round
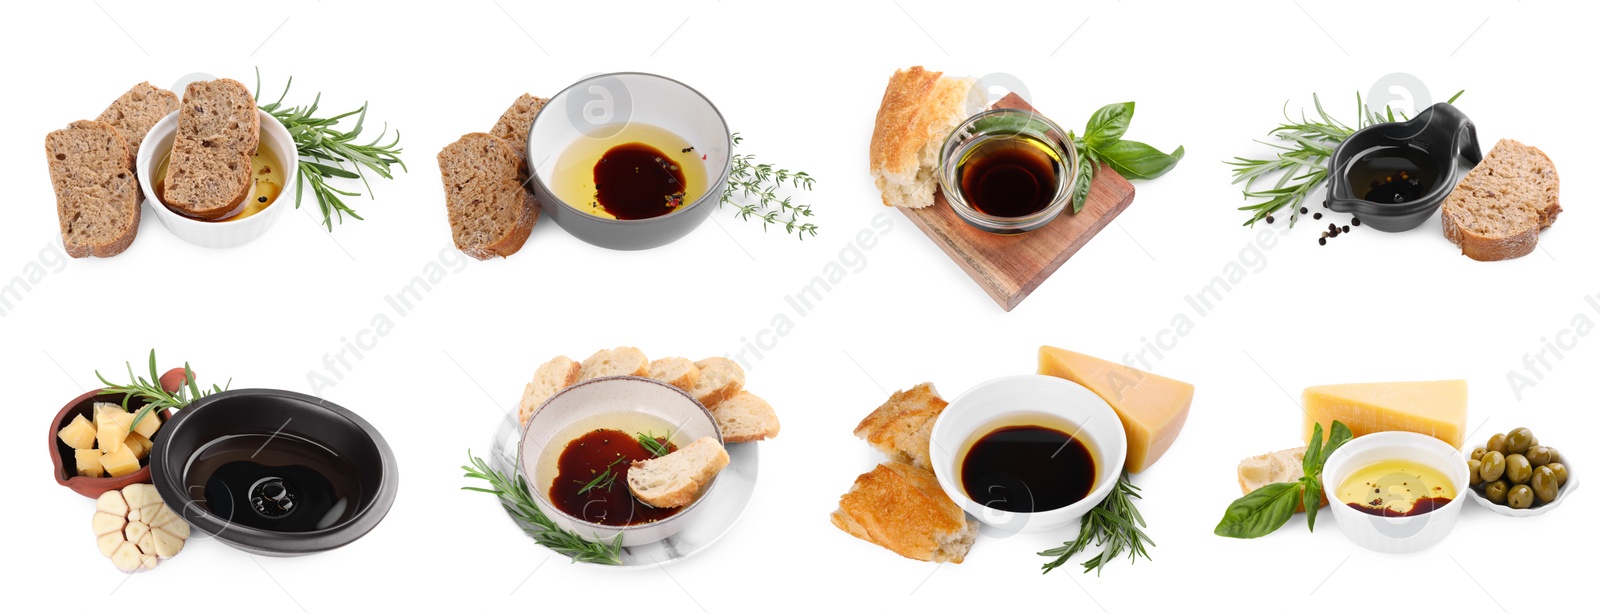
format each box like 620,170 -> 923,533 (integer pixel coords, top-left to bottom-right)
626,437 -> 729,509
689,357 -> 745,407
869,66 -> 981,208
162,78 -> 259,220
1441,139 -> 1561,261
710,390 -> 780,443
438,133 -> 539,259
578,347 -> 650,381
518,356 -> 581,424
46,120 -> 141,258
96,82 -> 179,160
647,357 -> 700,391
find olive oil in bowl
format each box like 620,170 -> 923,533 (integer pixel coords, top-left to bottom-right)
551,123 -> 708,221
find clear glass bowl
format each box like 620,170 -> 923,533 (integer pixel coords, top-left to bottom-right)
937,108 -> 1078,234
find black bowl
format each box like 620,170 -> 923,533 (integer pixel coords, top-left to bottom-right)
149,389 -> 398,556
1326,102 -> 1482,232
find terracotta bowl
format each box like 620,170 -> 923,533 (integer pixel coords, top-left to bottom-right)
48,368 -> 184,499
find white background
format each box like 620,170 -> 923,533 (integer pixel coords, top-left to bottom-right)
3,0 -> 1595,610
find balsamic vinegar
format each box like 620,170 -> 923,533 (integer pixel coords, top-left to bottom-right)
183,433 -> 362,532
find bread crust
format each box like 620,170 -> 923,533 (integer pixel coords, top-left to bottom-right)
690,358 -> 745,407
870,66 -> 943,186
46,120 -> 141,258
1441,139 -> 1561,261
831,461 -> 975,563
853,383 -> 946,470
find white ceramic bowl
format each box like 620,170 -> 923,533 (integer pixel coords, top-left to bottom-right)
1323,432 -> 1470,554
517,376 -> 722,547
928,374 -> 1127,534
1464,448 -> 1577,517
138,109 -> 296,248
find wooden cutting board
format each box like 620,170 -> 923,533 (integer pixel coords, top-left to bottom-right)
900,93 -> 1136,311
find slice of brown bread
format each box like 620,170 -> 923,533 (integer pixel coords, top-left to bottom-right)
489,93 -> 549,177
1441,139 -> 1561,261
162,79 -> 260,219
710,391 -> 780,442
438,132 -> 539,259
96,82 -> 179,160
46,121 -> 141,258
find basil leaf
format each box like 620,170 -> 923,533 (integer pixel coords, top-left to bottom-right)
1071,149 -> 1095,213
1303,422 -> 1325,477
1302,478 -> 1322,532
1097,140 -> 1185,180
1322,421 -> 1353,468
1084,102 -> 1134,150
1214,482 -> 1301,539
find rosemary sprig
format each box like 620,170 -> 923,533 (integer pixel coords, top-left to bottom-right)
1228,90 -> 1463,227
95,350 -> 227,431
462,451 -> 623,565
254,69 -> 406,231
637,432 -> 671,458
575,457 -> 627,495
1039,472 -> 1154,575
719,133 -> 819,240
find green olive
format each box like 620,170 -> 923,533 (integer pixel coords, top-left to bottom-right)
1484,480 -> 1509,504
1531,466 -> 1559,503
1506,428 -> 1534,454
1525,446 -> 1553,467
1479,450 -> 1506,482
1470,447 -> 1488,461
1507,484 -> 1535,509
1548,463 -> 1569,486
1505,453 -> 1533,484
1546,447 -> 1560,464
1468,459 -> 1483,486
1487,433 -> 1508,454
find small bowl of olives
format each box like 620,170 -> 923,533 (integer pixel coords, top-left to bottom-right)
1464,427 -> 1577,517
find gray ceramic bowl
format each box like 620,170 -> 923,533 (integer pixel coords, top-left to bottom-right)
526,72 -> 732,250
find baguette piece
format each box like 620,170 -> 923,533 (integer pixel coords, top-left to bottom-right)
162,78 -> 259,220
1237,446 -> 1326,512
647,357 -> 700,391
868,66 -> 982,208
853,383 -> 947,470
490,93 -> 549,177
626,437 -> 729,508
438,132 -> 539,259
46,121 -> 141,258
831,461 -> 977,563
1441,139 -> 1561,261
517,356 -> 581,424
689,358 -> 745,407
578,347 -> 650,380
96,82 -> 179,160
710,391 -> 780,442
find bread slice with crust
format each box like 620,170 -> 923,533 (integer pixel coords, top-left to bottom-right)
710,391 -> 780,442
46,121 -> 141,258
831,461 -> 977,563
689,358 -> 745,407
1238,446 -> 1326,512
162,78 -> 259,220
438,132 -> 539,259
578,347 -> 650,380
490,93 -> 549,177
648,357 -> 700,391
853,383 -> 947,470
518,356 -> 581,424
626,437 -> 729,508
1441,139 -> 1561,261
869,66 -> 982,208
97,82 -> 179,160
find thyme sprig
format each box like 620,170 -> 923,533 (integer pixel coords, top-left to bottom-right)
720,133 -> 818,240
254,69 -> 406,231
462,451 -> 623,565
1039,472 -> 1155,575
95,350 -> 228,432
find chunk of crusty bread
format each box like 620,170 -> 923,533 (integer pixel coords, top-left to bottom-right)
853,383 -> 947,470
831,461 -> 977,563
46,121 -> 141,258
626,437 -> 729,508
869,66 -> 982,208
517,356 -> 580,424
648,357 -> 700,391
710,391 -> 780,442
578,347 -> 650,380
162,78 -> 259,220
1441,139 -> 1561,261
438,132 -> 539,259
689,358 -> 745,407
489,93 -> 549,177
96,82 -> 179,160
1238,446 -> 1325,512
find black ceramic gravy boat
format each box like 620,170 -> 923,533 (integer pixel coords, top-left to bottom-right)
1327,103 -> 1481,232
149,389 -> 398,556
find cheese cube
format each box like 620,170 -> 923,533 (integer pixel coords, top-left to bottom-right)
1303,380 -> 1468,447
131,411 -> 161,439
75,449 -> 105,478
94,404 -> 131,454
125,432 -> 153,459
101,446 -> 141,478
57,414 -> 97,450
1038,346 -> 1194,473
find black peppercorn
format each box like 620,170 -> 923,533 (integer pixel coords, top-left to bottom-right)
1319,237 -> 1327,245
1314,212 -> 1322,220
1343,225 -> 1350,233
1352,218 -> 1361,227
1299,207 -> 1308,214
1266,215 -> 1275,224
